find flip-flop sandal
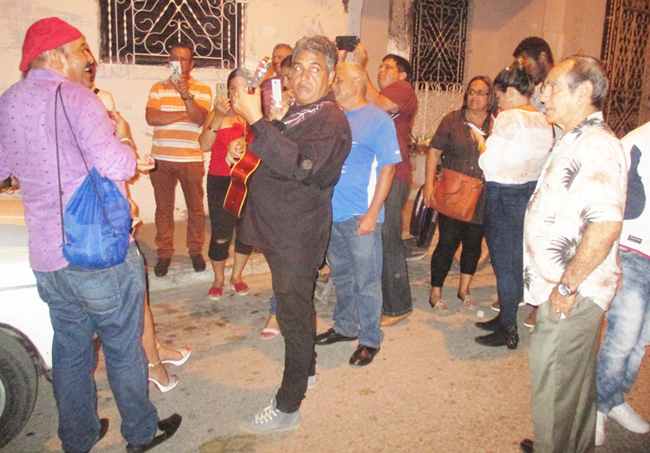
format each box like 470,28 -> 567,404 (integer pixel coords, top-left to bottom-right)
459,294 -> 477,309
260,327 -> 280,340
430,298 -> 450,313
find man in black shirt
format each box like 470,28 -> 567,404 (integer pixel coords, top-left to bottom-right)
229,35 -> 351,434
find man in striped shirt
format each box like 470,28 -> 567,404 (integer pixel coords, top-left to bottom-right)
146,42 -> 211,276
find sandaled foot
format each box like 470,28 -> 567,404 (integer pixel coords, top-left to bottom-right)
459,294 -> 477,309
148,361 -> 174,389
429,297 -> 449,313
160,346 -> 191,366
260,327 -> 280,340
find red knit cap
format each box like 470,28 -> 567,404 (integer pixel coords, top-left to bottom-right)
20,17 -> 82,72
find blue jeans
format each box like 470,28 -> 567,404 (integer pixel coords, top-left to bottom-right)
483,181 -> 536,327
597,247 -> 650,413
34,243 -> 158,452
381,179 -> 412,316
269,293 -> 277,316
329,217 -> 384,348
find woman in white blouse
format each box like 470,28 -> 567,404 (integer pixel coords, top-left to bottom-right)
474,59 -> 554,349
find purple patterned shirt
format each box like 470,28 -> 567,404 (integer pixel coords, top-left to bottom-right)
0,69 -> 136,272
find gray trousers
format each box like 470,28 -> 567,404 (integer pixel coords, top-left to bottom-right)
530,295 -> 604,453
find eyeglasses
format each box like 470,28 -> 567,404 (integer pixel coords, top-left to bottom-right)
468,89 -> 489,97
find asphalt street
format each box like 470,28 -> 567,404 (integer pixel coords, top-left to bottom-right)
7,225 -> 650,452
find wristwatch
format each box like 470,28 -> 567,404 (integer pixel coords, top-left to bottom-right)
557,283 -> 575,297
182,93 -> 195,101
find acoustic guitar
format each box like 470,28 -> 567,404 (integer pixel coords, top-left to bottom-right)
223,57 -> 271,218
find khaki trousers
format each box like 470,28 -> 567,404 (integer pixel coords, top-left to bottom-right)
150,160 -> 205,258
530,295 -> 604,453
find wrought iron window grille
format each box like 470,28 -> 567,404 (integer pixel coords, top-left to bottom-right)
99,0 -> 245,69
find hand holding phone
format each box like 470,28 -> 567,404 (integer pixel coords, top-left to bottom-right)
271,79 -> 282,108
170,61 -> 182,83
336,36 -> 359,52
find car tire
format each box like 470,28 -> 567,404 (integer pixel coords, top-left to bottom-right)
0,331 -> 38,448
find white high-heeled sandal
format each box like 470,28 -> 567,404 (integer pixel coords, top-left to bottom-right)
160,346 -> 192,367
148,361 -> 179,393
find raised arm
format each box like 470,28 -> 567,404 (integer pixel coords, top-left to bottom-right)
198,98 -> 231,151
352,44 -> 399,113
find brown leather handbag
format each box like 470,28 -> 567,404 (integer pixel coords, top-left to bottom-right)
430,168 -> 483,222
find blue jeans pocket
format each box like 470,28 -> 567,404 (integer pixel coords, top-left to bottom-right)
65,267 -> 123,315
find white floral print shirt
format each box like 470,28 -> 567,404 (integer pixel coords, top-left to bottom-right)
523,112 -> 627,310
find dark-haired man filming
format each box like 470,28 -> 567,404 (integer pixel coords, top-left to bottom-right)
229,35 -> 351,435
352,45 -> 417,327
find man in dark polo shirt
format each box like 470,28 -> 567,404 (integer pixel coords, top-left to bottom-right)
228,35 -> 351,434
353,45 -> 418,327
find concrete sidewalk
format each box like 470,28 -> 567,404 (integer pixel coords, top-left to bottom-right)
133,219 -> 270,295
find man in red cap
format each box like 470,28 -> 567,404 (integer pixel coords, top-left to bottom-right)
0,17 -> 180,452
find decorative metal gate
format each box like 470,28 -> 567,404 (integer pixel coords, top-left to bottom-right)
601,0 -> 650,137
99,0 -> 245,68
410,0 -> 469,140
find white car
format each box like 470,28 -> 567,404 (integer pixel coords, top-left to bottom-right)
0,194 -> 54,448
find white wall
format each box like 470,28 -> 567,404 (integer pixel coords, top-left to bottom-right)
0,0 -> 349,223
0,0 -> 609,221
467,0 -> 607,82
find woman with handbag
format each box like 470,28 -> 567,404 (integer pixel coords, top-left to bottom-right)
474,60 -> 553,349
423,76 -> 497,312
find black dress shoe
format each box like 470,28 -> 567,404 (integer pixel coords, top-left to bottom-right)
98,418 -> 109,442
349,345 -> 380,366
315,327 -> 358,345
126,413 -> 182,453
475,325 -> 519,350
190,254 -> 206,272
65,419 -> 110,453
519,438 -> 534,453
154,258 -> 171,277
475,315 -> 501,331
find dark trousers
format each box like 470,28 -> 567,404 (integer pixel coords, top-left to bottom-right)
483,181 -> 536,327
381,179 -> 412,316
263,249 -> 318,413
206,174 -> 252,261
430,214 -> 484,287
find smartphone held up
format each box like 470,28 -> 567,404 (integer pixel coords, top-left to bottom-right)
169,61 -> 182,83
336,35 -> 359,52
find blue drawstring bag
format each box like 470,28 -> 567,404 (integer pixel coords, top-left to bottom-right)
55,83 -> 131,269
62,168 -> 131,269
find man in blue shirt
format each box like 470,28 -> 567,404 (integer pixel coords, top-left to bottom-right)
315,62 -> 401,366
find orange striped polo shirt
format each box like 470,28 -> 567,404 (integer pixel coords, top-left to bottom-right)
146,77 -> 212,162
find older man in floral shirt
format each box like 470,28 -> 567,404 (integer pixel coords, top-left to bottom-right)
520,56 -> 627,452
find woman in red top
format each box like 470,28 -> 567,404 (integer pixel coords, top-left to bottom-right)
199,68 -> 253,300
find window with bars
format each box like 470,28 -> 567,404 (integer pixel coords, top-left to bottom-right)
98,0 -> 244,68
600,0 -> 650,137
411,0 -> 469,90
